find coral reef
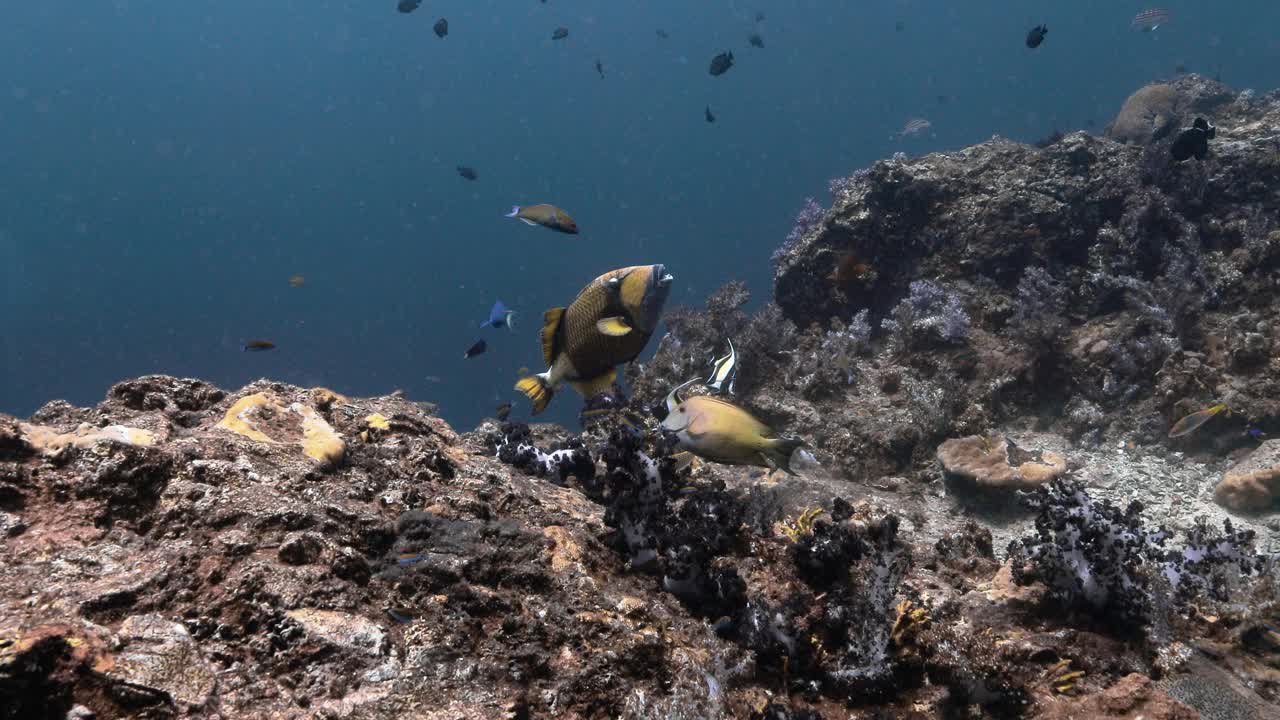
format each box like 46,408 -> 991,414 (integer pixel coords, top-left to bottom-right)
1007,478 -> 1262,630
6,74 -> 1280,719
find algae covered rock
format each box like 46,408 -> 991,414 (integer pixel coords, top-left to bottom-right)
1215,439 -> 1280,513
215,390 -> 346,468
937,434 -> 1066,494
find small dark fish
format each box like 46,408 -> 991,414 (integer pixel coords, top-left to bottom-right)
595,59 -> 604,78
552,27 -> 568,40
748,33 -> 764,49
242,340 -> 276,352
1171,117 -> 1216,162
464,340 -> 487,359
755,12 -> 765,22
895,20 -> 905,32
1026,25 -> 1047,49
433,18 -> 448,38
826,252 -> 872,286
396,0 -> 420,14
481,300 -> 516,330
496,402 -> 512,421
386,608 -> 413,624
656,29 -> 668,39
705,105 -> 715,123
936,94 -> 950,105
708,51 -> 734,76
456,165 -> 478,181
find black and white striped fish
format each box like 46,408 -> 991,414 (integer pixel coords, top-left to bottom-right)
1131,8 -> 1170,32
705,339 -> 738,394
893,117 -> 932,140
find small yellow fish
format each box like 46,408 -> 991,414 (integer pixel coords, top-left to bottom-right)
1168,403 -> 1229,438
505,203 -> 579,234
288,274 -> 306,288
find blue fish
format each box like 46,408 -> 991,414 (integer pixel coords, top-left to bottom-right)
481,300 -> 516,330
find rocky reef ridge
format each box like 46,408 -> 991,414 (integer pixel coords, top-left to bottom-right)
5,74 -> 1280,719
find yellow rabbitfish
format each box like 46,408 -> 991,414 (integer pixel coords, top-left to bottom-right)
1168,403 -> 1229,438
661,392 -> 805,474
516,264 -> 673,414
504,203 -> 579,234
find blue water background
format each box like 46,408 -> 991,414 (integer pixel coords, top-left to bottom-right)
3,1 -> 1278,431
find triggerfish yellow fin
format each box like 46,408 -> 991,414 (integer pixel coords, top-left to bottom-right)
596,317 -> 633,336
540,308 -> 565,367
515,373 -> 555,415
1168,403 -> 1229,438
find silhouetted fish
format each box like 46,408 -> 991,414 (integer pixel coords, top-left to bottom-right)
457,165 -> 478,181
709,51 -> 733,76
595,59 -> 604,78
1026,25 -> 1047,49
288,275 -> 306,288
656,29 -> 669,39
433,18 -> 448,38
1171,117 -> 1216,162
243,340 -> 276,352
552,27 -> 568,40
464,340 -> 487,359
397,0 -> 420,14
496,402 -> 512,421
705,105 -> 715,123
748,33 -> 764,49
755,12 -> 765,22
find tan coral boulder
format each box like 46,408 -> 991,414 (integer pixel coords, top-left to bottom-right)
215,391 -> 345,468
937,434 -> 1066,494
1215,439 -> 1280,514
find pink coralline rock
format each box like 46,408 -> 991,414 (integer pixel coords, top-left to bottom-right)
937,434 -> 1066,493
1215,439 -> 1280,513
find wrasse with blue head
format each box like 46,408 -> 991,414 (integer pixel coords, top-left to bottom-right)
481,300 -> 516,330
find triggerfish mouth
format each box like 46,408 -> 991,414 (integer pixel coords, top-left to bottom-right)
505,204 -> 579,234
661,386 -> 805,474
515,264 -> 673,414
